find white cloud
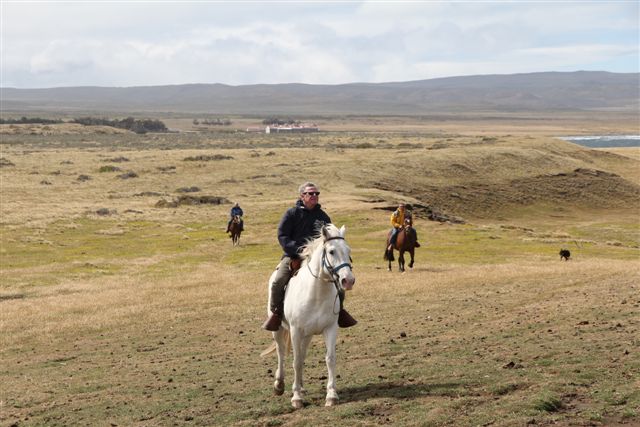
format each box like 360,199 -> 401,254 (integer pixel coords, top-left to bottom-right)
29,40 -> 97,74
1,1 -> 638,87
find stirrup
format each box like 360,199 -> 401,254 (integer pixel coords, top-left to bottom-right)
415,241 -> 421,248
338,309 -> 357,328
262,312 -> 282,331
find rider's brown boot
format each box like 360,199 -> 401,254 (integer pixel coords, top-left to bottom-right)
415,241 -> 421,248
338,309 -> 357,328
262,312 -> 282,331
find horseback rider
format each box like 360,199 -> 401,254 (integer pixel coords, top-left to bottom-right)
387,203 -> 420,252
226,202 -> 244,233
261,182 -> 357,331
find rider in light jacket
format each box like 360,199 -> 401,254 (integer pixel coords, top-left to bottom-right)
387,203 -> 420,251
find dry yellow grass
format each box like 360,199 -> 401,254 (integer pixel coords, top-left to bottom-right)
165,111 -> 640,136
1,121 -> 639,426
598,146 -> 640,161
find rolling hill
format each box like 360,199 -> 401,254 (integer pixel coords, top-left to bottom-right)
1,71 -> 638,115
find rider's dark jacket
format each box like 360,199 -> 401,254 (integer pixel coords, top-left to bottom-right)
230,206 -> 243,218
277,199 -> 331,259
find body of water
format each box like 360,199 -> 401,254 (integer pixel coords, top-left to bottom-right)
558,135 -> 640,148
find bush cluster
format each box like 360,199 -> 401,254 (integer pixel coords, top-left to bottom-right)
72,117 -> 167,134
193,118 -> 232,126
0,117 -> 63,124
262,117 -> 300,126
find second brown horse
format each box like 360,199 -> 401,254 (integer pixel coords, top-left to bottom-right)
229,215 -> 242,246
384,217 -> 418,272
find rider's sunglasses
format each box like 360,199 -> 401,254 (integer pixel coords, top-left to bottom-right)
304,192 -> 320,196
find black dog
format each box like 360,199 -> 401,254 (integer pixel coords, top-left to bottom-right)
559,249 -> 571,261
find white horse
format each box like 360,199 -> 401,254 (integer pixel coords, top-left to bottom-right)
261,224 -> 355,408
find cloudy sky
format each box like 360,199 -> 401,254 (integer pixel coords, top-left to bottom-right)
2,1 -> 638,88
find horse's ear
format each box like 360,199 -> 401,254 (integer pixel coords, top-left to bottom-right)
321,225 -> 330,240
339,225 -> 346,237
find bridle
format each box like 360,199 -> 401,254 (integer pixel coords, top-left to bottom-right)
305,235 -> 353,315
307,236 -> 353,283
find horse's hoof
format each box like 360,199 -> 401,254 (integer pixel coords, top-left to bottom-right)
274,381 -> 285,396
292,399 -> 304,409
325,397 -> 339,407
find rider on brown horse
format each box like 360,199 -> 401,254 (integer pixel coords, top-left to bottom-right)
226,202 -> 244,234
387,203 -> 420,252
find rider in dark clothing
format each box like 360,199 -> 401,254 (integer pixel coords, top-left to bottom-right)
261,182 -> 357,331
278,199 -> 330,258
226,202 -> 244,233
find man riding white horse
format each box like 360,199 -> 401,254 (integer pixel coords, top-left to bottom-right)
262,223 -> 355,408
261,182 -> 357,331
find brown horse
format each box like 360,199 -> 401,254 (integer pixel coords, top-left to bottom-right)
229,215 -> 242,246
384,217 -> 417,272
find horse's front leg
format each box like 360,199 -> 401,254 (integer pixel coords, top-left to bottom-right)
273,329 -> 286,395
408,248 -> 415,269
323,325 -> 339,406
291,329 -> 312,409
399,250 -> 405,272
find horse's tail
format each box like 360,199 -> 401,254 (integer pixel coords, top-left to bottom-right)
260,329 -> 291,357
259,342 -> 277,357
383,248 -> 394,261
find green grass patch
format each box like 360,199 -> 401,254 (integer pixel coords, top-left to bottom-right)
1,219 -> 211,270
0,219 -> 224,289
534,393 -> 564,412
98,165 -> 121,172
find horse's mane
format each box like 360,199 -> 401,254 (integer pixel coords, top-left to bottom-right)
299,224 -> 340,261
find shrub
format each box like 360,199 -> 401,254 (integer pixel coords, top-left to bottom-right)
99,165 -> 121,173
0,158 -> 15,167
104,156 -> 129,163
534,394 -> 563,412
176,186 -> 200,193
117,171 -> 138,179
183,154 -> 233,161
0,117 -> 63,124
72,117 -> 168,134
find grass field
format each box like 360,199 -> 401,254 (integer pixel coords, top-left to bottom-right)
1,119 -> 639,426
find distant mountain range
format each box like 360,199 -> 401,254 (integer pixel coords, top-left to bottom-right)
1,71 -> 638,115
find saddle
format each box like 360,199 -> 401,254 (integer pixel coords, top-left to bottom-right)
289,258 -> 302,276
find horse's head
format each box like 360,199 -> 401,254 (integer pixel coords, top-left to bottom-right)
320,224 -> 355,291
232,215 -> 241,223
403,217 -> 413,229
